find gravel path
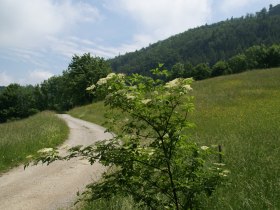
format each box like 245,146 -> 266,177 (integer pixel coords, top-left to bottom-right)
0,114 -> 112,210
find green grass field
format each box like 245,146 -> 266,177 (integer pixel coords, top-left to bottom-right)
0,111 -> 69,173
69,101 -> 108,126
69,68 -> 280,209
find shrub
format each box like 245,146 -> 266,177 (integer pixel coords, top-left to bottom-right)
29,66 -> 227,210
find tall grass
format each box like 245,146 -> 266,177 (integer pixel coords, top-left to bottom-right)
190,68 -> 280,209
0,111 -> 68,172
68,101 -> 108,126
69,68 -> 280,209
79,196 -> 146,210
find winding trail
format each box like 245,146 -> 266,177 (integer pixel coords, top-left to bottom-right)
0,114 -> 112,210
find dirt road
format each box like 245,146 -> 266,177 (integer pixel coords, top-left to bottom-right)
0,114 -> 112,210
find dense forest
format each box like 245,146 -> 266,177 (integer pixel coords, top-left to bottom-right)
109,4 -> 280,75
0,86 -> 5,93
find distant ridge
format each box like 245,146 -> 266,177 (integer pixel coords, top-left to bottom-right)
109,4 -> 280,75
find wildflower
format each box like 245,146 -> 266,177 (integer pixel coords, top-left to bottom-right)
222,169 -> 230,174
117,73 -> 125,78
213,163 -> 226,166
126,94 -> 135,100
141,99 -> 151,104
106,73 -> 116,79
163,133 -> 169,138
201,146 -> 209,150
97,78 -> 108,85
86,84 -> 96,91
165,78 -> 180,88
183,84 -> 192,91
37,148 -> 54,154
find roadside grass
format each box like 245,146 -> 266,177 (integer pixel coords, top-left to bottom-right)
0,111 -> 69,173
69,68 -> 280,209
68,101 -> 108,126
68,101 -> 124,133
79,196 -> 146,210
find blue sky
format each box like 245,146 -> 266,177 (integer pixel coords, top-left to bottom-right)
0,0 -> 278,85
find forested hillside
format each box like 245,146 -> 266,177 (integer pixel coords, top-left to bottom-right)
109,4 -> 280,75
0,86 -> 5,93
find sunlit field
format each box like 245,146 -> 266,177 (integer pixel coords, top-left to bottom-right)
69,68 -> 280,209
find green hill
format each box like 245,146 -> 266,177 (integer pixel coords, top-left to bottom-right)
69,68 -> 280,209
109,4 -> 280,75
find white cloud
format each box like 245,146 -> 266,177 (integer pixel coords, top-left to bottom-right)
109,34 -> 155,55
219,0 -> 279,15
28,70 -> 54,84
0,72 -> 13,86
48,36 -> 117,58
111,0 -> 212,40
0,0 -> 101,48
219,0 -> 254,13
102,0 -> 212,54
0,70 -> 54,86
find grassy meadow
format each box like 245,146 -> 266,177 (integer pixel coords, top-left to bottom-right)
69,101 -> 108,126
69,68 -> 280,209
0,111 -> 68,173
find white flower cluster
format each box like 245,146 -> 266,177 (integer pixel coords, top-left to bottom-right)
26,155 -> 33,159
165,78 -> 181,88
37,148 -> 54,154
106,73 -> 116,78
86,84 -> 96,91
201,146 -> 209,151
97,78 -> 108,85
165,78 -> 193,94
183,84 -> 192,91
141,99 -> 151,104
126,94 -> 135,100
219,169 -> 230,177
96,73 -> 125,86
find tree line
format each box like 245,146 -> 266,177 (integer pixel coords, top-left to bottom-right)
109,4 -> 280,76
169,44 -> 280,80
0,54 -> 111,123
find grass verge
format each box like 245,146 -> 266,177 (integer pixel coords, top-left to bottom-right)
69,68 -> 280,209
0,111 -> 69,172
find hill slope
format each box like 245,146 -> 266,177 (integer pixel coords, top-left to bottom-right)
109,4 -> 280,75
69,68 -> 280,209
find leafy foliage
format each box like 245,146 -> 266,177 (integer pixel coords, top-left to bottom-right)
40,53 -> 111,111
0,84 -> 39,123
